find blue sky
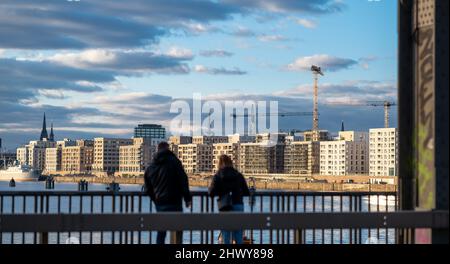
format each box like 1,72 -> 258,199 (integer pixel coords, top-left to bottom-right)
0,0 -> 398,150
119,0 -> 397,97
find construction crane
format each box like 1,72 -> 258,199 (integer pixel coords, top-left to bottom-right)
367,101 -> 396,128
231,112 -> 313,118
327,100 -> 397,128
311,65 -> 324,132
231,110 -> 313,135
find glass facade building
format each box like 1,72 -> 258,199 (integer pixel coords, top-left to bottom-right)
134,124 -> 166,139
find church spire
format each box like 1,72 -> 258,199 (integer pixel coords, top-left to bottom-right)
49,122 -> 55,141
40,113 -> 48,140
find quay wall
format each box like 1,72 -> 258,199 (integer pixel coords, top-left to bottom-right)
53,176 -> 397,192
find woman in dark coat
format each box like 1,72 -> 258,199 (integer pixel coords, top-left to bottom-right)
208,154 -> 250,244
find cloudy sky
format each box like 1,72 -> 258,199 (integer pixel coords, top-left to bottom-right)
0,0 -> 397,150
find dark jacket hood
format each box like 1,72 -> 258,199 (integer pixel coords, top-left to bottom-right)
152,149 -> 175,164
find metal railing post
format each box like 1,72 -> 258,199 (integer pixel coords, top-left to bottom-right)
170,231 -> 182,244
294,229 -> 303,244
40,232 -> 49,244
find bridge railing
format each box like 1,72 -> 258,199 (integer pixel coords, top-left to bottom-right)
0,211 -> 447,244
0,190 -> 400,244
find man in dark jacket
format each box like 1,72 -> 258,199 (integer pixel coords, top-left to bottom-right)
144,141 -> 192,244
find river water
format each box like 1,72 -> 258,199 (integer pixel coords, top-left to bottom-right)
0,181 -> 396,244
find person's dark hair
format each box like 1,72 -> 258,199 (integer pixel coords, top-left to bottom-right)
157,141 -> 170,152
218,154 -> 233,170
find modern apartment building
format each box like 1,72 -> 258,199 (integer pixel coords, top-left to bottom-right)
255,133 -> 287,144
16,147 -> 28,166
338,131 -> 369,142
118,138 -> 156,176
168,136 -> 193,145
45,147 -> 61,173
45,139 -> 77,173
369,128 -> 398,176
212,143 -> 240,173
227,134 -> 255,144
285,135 -> 302,144
16,139 -> 56,172
284,141 -> 320,175
61,140 -> 94,174
319,131 -> 369,176
192,136 -> 228,145
134,124 -> 166,139
92,138 -> 133,174
177,144 -> 213,174
303,130 -> 330,142
239,142 -> 284,174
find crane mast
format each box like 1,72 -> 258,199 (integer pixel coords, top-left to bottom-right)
311,65 -> 324,135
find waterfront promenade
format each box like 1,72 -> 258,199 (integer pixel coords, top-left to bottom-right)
51,175 -> 397,192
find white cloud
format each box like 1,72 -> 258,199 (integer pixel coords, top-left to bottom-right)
295,18 -> 317,29
194,65 -> 247,75
287,54 -> 357,72
38,89 -> 66,99
258,34 -> 288,42
46,49 -> 192,74
194,65 -> 208,73
181,22 -> 221,35
231,26 -> 257,37
165,46 -> 194,59
48,49 -> 118,68
199,49 -> 234,57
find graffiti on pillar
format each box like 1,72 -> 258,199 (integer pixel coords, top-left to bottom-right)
416,26 -> 435,210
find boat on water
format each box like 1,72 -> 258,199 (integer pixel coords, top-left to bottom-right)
0,162 -> 40,182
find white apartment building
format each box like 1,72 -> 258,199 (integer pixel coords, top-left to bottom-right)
285,135 -> 302,144
369,128 -> 398,176
45,139 -> 77,173
61,141 -> 94,174
177,144 -> 213,174
192,136 -> 228,145
227,134 -> 255,144
338,131 -> 369,142
118,138 -> 156,176
45,147 -> 61,173
168,136 -> 193,145
16,147 -> 28,165
92,138 -> 133,174
168,136 -> 193,157
212,143 -> 239,173
16,139 -> 56,172
319,131 -> 369,176
255,133 -> 287,144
